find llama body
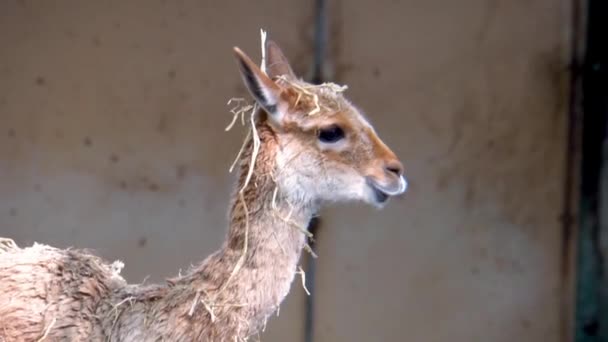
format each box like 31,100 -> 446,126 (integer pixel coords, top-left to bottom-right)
0,34 -> 406,341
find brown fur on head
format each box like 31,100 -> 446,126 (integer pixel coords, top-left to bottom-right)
233,38 -> 407,208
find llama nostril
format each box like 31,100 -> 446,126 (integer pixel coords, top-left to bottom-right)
384,161 -> 403,176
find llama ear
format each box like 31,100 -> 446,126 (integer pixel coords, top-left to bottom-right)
233,47 -> 282,117
264,40 -> 296,80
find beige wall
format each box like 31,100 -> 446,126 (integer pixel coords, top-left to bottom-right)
0,1 -> 572,341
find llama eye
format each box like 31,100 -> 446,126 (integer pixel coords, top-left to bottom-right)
318,125 -> 345,143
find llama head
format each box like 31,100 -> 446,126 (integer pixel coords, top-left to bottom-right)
233,39 -> 407,208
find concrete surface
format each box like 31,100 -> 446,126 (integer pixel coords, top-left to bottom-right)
0,0 -> 572,341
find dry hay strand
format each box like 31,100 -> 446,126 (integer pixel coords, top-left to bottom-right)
0,238 -> 19,253
218,30 -> 268,298
295,266 -> 310,296
109,260 -> 125,278
190,97 -> 259,326
270,187 -> 313,238
37,317 -> 57,342
274,75 -> 348,116
188,290 -> 220,323
219,104 -> 260,297
199,33 -> 264,330
270,185 -> 317,259
108,296 -> 136,333
188,291 -> 202,317
269,154 -> 318,259
225,98 -> 253,132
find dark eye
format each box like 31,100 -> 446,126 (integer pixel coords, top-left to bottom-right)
318,125 -> 345,143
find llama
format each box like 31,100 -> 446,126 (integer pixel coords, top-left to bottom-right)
0,34 -> 407,341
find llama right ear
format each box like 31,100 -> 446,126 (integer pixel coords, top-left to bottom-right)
233,47 -> 283,118
264,40 -> 296,80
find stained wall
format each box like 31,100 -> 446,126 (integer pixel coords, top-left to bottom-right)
0,1 -> 572,341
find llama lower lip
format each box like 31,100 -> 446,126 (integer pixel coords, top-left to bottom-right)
365,178 -> 391,203
373,187 -> 389,203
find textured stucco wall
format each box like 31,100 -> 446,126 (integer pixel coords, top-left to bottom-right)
313,1 -> 572,341
0,1 -> 571,341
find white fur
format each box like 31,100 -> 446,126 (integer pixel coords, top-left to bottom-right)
317,139 -> 349,152
275,142 -> 368,206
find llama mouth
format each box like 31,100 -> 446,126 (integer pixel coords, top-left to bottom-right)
372,186 -> 390,203
366,176 -> 407,204
366,179 -> 391,203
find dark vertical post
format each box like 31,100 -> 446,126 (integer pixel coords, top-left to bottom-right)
304,217 -> 320,342
575,0 -> 608,340
304,1 -> 328,342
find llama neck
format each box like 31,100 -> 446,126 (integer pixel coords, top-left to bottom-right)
218,122 -> 315,304
103,123 -> 316,341
168,122 -> 314,338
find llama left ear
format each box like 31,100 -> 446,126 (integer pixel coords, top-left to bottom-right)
233,47 -> 282,118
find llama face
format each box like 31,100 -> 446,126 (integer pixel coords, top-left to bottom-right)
234,41 -> 407,208
269,90 -> 407,208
